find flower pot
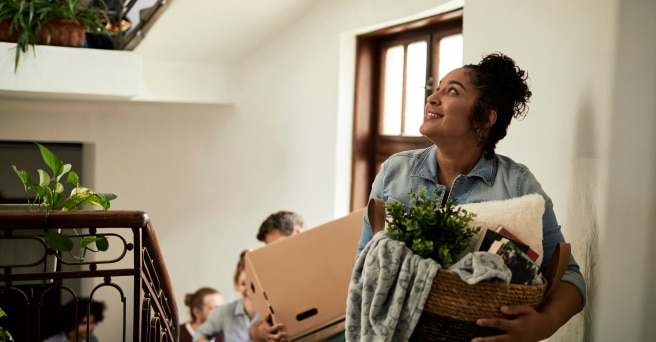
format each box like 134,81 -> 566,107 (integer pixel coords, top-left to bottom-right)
37,19 -> 86,47
0,19 -> 86,47
0,20 -> 15,42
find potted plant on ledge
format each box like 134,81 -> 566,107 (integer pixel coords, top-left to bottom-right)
0,0 -> 109,72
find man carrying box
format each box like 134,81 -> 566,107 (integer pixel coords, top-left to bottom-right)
248,210 -> 347,342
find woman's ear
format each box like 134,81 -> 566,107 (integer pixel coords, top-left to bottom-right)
192,307 -> 202,321
487,110 -> 498,128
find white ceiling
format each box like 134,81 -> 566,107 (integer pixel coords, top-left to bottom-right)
134,0 -> 321,64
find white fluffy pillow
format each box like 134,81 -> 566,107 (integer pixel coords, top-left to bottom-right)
459,194 -> 545,265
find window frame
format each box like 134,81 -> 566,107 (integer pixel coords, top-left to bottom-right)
350,9 -> 463,210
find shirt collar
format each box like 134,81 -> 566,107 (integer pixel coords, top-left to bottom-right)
412,145 -> 496,186
233,298 -> 247,316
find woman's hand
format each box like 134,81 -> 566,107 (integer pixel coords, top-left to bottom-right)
473,282 -> 583,342
472,304 -> 555,342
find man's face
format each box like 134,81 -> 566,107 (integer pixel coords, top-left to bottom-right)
264,225 -> 303,245
264,229 -> 287,244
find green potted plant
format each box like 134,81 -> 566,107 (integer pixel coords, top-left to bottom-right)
385,186 -> 480,267
12,142 -> 117,260
0,0 -> 110,72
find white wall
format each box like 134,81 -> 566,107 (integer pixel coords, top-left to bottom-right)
1,0 -> 654,340
595,0 -> 656,340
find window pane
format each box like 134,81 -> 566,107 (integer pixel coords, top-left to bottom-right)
404,41 -> 427,137
382,45 -> 404,135
438,34 -> 463,81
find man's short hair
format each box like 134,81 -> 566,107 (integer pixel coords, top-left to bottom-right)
256,210 -> 305,242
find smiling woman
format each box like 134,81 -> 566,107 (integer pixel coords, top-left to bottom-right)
354,52 -> 586,341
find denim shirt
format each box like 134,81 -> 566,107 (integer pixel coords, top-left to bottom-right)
356,145 -> 586,306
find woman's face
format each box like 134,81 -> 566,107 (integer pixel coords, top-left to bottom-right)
234,270 -> 250,300
195,293 -> 224,323
420,67 -> 480,145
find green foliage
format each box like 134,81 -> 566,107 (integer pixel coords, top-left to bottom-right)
0,0 -> 110,71
385,186 -> 480,267
0,308 -> 13,342
11,142 -> 116,261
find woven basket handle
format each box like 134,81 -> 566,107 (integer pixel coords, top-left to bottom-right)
541,242 -> 571,305
368,198 -> 386,234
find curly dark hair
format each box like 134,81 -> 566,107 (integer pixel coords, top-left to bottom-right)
60,298 -> 106,333
464,52 -> 532,159
256,210 -> 305,242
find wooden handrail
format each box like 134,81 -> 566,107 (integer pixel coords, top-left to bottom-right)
0,210 -> 178,342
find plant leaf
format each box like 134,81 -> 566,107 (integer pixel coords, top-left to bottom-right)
37,169 -> 50,187
35,142 -> 64,178
44,230 -> 73,252
66,170 -> 79,186
80,236 -> 109,251
50,191 -> 63,210
82,194 -> 111,210
96,235 -> 109,251
12,165 -> 31,190
59,163 -> 72,183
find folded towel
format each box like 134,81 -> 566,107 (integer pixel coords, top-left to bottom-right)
345,232 -> 440,342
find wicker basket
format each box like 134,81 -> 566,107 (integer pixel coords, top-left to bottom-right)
410,270 -> 547,341
367,198 -> 570,341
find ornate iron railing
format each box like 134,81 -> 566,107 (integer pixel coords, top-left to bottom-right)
0,210 -> 177,342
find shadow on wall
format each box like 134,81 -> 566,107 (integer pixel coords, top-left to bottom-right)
553,91 -> 599,341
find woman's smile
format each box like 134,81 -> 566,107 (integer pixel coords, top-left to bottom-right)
424,111 -> 444,120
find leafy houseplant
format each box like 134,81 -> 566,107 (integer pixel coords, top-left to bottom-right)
12,142 -> 117,261
0,0 -> 110,72
0,307 -> 13,342
385,186 -> 480,267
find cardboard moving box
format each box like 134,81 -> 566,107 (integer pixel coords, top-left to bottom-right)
245,207 -> 366,341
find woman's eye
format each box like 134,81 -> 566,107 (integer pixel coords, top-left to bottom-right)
447,87 -> 457,95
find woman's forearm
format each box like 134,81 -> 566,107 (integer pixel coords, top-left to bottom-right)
539,281 -> 583,333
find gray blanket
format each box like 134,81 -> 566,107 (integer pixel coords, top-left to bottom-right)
449,251 -> 512,284
345,232 -> 440,342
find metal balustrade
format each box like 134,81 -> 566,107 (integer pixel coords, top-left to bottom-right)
0,210 -> 178,342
